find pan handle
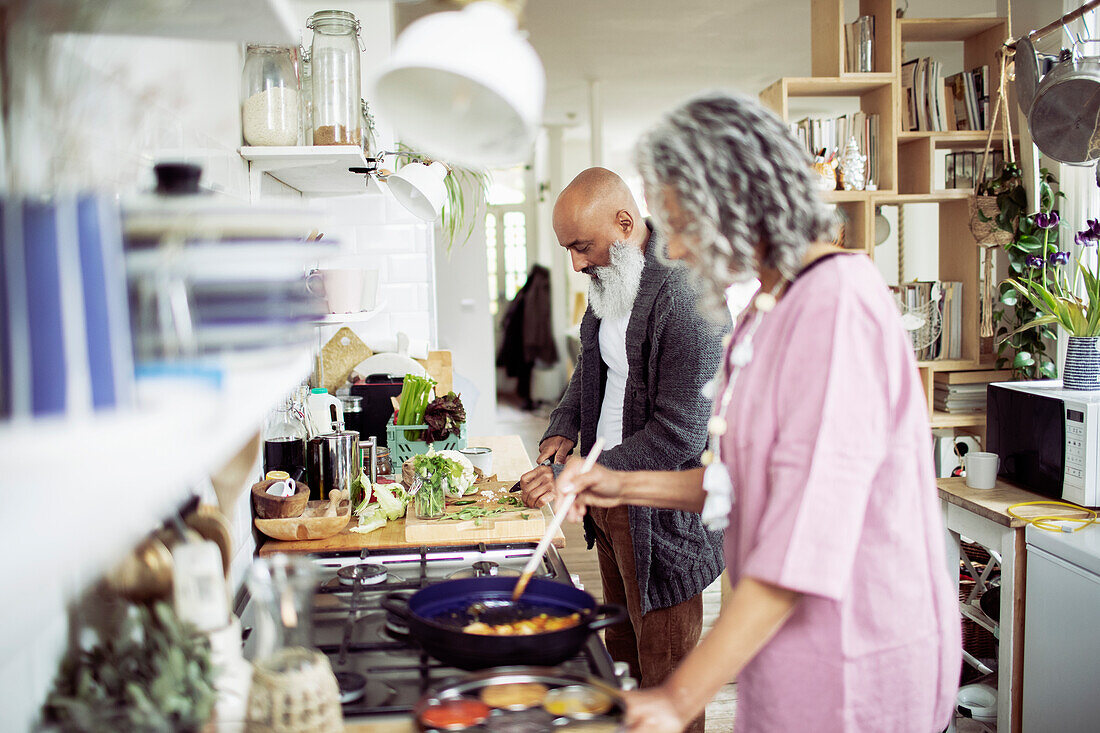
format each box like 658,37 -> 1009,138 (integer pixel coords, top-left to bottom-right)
380,592 -> 413,621
586,603 -> 628,632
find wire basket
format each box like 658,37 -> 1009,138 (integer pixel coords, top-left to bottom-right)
894,285 -> 943,353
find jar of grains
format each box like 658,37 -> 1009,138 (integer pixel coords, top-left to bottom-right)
241,45 -> 299,146
308,10 -> 363,146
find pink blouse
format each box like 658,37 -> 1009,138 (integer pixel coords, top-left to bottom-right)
719,255 -> 960,732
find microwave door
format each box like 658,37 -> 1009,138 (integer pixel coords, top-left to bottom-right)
988,388 -> 1065,499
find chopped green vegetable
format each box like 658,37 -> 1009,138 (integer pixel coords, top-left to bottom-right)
451,499 -> 477,506
520,513 -> 529,520
497,495 -> 522,507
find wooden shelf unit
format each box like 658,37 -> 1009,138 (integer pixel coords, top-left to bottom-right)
761,0 -> 1014,426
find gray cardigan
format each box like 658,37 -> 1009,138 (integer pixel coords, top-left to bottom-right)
543,225 -> 727,614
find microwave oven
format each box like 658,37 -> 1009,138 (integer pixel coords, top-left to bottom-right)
986,380 -> 1100,507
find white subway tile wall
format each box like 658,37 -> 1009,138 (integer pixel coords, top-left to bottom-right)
2,10 -> 434,730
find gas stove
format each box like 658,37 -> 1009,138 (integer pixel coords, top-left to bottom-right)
241,543 -> 621,721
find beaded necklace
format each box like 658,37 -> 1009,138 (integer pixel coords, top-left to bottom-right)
700,280 -> 788,531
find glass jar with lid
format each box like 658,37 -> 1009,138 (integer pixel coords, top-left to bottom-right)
308,10 -> 363,146
299,46 -> 313,146
241,45 -> 299,146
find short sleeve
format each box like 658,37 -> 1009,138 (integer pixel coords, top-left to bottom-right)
740,276 -> 891,600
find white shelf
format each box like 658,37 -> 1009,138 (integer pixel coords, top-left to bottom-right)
240,146 -> 382,196
34,0 -> 297,45
312,303 -> 386,326
0,348 -> 311,622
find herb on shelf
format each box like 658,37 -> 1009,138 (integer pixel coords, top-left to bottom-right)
45,602 -> 215,732
994,168 -> 1065,378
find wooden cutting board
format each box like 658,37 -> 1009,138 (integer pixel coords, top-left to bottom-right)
403,480 -> 547,543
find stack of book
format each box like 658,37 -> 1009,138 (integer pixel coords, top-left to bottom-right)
902,58 -> 990,132
933,370 -> 1012,413
891,281 -> 963,361
789,112 -> 880,189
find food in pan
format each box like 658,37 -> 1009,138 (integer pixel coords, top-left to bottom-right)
418,697 -> 491,730
542,685 -> 614,718
462,612 -> 581,636
479,682 -> 550,710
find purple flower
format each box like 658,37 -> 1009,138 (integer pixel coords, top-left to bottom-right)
1077,231 -> 1098,248
1089,219 -> 1100,238
1049,250 -> 1071,266
1034,211 -> 1061,230
1026,255 -> 1045,268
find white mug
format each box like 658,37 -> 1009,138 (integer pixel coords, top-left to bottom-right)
460,447 -> 493,475
965,452 -> 1000,490
306,268 -> 365,314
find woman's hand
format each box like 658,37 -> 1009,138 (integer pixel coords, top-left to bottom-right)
622,686 -> 691,733
556,456 -> 627,521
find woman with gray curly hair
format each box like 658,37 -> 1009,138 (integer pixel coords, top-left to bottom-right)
558,91 -> 961,732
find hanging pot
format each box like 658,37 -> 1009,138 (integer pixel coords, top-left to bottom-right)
1063,336 -> 1100,391
1028,42 -> 1100,165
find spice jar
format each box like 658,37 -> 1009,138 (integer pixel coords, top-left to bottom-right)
375,446 -> 393,477
241,45 -> 299,146
308,10 -> 363,146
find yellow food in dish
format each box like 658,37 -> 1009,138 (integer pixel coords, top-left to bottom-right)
541,685 -> 613,717
462,612 -> 581,635
479,682 -> 549,710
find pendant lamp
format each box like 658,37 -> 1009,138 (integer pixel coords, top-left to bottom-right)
370,1 -> 545,168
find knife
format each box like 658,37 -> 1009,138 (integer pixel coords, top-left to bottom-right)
509,458 -> 553,492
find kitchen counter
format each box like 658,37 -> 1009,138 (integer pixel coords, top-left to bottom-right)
259,434 -> 565,554
937,477 -> 1094,527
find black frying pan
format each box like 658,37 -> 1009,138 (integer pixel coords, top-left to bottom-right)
381,577 -> 626,670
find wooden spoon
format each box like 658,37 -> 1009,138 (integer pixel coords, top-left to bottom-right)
511,438 -> 605,602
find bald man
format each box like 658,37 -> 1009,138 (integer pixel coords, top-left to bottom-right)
519,168 -> 727,731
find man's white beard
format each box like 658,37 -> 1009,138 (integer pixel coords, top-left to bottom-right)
587,241 -> 645,320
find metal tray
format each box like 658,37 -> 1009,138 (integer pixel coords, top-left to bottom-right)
414,666 -> 625,732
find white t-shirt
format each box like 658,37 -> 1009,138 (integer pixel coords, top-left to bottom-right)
596,313 -> 631,449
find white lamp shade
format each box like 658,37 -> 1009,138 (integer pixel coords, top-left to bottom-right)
370,2 -> 545,168
387,161 -> 448,221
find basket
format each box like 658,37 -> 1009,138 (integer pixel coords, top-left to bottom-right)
968,194 -> 1015,246
385,417 -> 467,466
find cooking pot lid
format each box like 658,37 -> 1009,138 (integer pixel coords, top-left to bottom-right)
1015,36 -> 1042,115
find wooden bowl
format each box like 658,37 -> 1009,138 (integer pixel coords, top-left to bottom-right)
254,490 -> 351,542
252,478 -> 310,519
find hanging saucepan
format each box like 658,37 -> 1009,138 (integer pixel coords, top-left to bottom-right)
1028,40 -> 1100,165
381,577 -> 626,670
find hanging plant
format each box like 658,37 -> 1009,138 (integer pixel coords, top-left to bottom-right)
395,143 -> 490,251
993,167 -> 1064,378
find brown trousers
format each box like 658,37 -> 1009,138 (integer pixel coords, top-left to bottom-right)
590,505 -> 705,733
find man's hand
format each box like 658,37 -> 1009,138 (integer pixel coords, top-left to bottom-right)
537,435 -> 575,464
519,465 -> 557,508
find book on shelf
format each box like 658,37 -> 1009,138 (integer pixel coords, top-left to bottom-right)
932,370 -> 1010,413
903,60 -> 991,132
790,112 -> 879,189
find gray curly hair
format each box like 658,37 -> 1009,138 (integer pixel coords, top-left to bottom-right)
636,91 -> 835,313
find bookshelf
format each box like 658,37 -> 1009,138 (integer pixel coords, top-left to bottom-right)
760,0 -> 1017,432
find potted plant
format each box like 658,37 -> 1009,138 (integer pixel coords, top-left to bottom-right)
395,143 -> 490,250
999,212 -> 1100,391
993,167 -> 1062,379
